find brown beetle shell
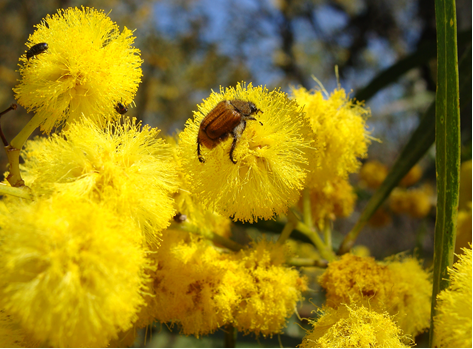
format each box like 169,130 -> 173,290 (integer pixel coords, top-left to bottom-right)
198,100 -> 242,149
197,99 -> 261,163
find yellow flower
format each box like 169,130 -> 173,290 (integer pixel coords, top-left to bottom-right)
14,7 -> 142,133
231,240 -> 308,337
178,82 -> 310,223
299,304 -> 411,348
359,160 -> 388,189
291,86 -> 371,187
0,194 -> 149,347
301,177 -> 357,229
0,310 -> 39,348
319,253 -> 431,337
167,135 -> 232,239
136,235 -> 307,337
20,116 -> 178,245
135,230 -> 237,336
399,164 -> 423,187
434,247 -> 472,348
389,185 -> 433,218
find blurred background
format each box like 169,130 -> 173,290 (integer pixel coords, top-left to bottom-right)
0,0 -> 471,347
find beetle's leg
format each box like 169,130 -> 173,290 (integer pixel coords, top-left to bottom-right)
246,116 -> 263,126
229,120 -> 247,164
197,141 -> 205,163
229,133 -> 238,164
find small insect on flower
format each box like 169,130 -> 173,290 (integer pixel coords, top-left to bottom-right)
197,100 -> 262,164
26,43 -> 48,60
115,102 -> 128,115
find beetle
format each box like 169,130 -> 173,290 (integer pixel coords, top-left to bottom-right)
115,102 -> 128,115
197,99 -> 262,164
26,43 -> 48,60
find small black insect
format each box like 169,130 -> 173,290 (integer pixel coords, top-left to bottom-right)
115,102 -> 128,115
26,43 -> 48,60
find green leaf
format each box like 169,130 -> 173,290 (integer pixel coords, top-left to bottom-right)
429,0 -> 461,346
338,36 -> 470,257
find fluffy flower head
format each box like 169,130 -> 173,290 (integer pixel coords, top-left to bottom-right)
301,177 -> 357,229
434,247 -> 472,348
20,116 -> 178,244
0,195 -> 148,347
291,86 -> 371,187
14,7 -> 142,133
179,82 -> 310,222
299,304 -> 411,348
319,253 -> 431,337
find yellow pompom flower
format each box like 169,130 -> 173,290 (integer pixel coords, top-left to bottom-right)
389,185 -> 433,218
0,195 -> 149,348
319,253 -> 431,337
20,116 -> 178,244
178,82 -> 310,223
359,160 -> 388,189
231,240 -> 308,336
136,235 -> 307,338
299,304 -> 411,348
434,247 -> 472,348
14,7 -> 142,133
135,230 -> 238,336
0,310 -> 39,348
302,177 -> 357,229
291,86 -> 371,187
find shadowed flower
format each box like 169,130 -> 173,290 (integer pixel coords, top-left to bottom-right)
301,177 -> 357,230
178,82 -> 311,223
389,184 -> 433,218
359,160 -> 388,189
0,195 -> 149,347
14,6 -> 142,133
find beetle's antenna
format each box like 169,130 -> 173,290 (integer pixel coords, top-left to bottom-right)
0,103 -> 17,147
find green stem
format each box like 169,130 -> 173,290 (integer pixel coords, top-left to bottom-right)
210,232 -> 244,251
323,219 -> 332,248
10,113 -> 43,150
0,183 -> 31,199
430,0 -> 460,345
287,257 -> 328,268
302,188 -> 313,228
277,216 -> 296,245
5,113 -> 43,187
288,210 -> 336,262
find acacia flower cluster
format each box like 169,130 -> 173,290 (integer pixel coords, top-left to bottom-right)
316,253 -> 432,339
135,232 -> 307,337
14,6 -> 142,133
0,4 -> 443,348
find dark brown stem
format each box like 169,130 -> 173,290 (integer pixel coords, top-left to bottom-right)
0,103 -> 17,147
